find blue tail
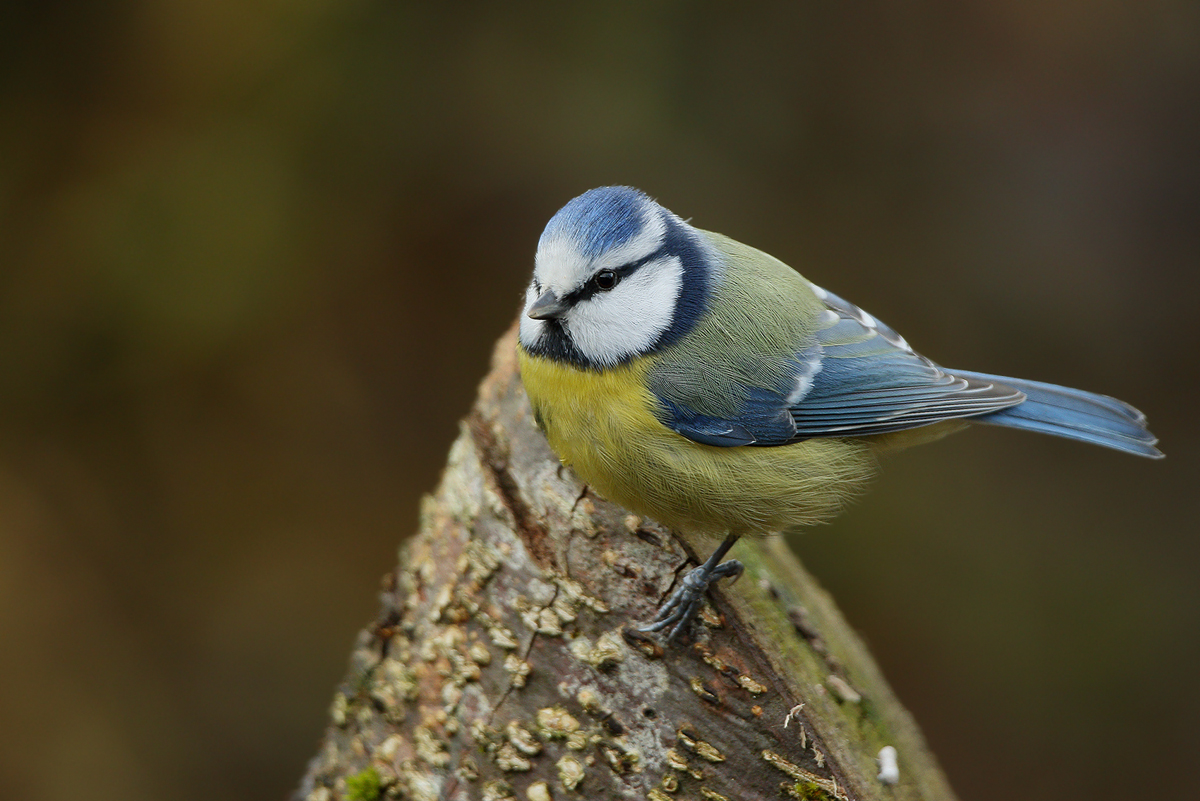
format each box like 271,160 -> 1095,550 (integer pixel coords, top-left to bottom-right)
947,369 -> 1163,459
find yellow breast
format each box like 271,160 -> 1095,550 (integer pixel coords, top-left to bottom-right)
517,348 -> 880,537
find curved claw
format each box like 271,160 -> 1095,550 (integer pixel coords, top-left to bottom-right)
638,557 -> 745,641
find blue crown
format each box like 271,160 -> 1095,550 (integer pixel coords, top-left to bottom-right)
539,186 -> 651,260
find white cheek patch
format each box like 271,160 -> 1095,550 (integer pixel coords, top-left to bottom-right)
566,256 -> 683,367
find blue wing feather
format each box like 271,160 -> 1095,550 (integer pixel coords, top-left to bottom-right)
657,397 -> 760,446
654,281 -> 1158,457
656,282 -> 1025,446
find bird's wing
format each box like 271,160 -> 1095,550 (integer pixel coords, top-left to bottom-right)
787,284 -> 1026,438
652,345 -> 821,446
654,283 -> 1026,446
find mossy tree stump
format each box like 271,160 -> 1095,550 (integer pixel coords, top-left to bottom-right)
297,326 -> 958,801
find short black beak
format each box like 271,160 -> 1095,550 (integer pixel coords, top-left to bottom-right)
527,290 -> 570,320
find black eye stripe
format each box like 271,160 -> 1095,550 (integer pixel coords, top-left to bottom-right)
564,247 -> 666,305
524,214 -> 710,369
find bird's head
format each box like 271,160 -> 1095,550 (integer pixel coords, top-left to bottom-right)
519,186 -> 715,368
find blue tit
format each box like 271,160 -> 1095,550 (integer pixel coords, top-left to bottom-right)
517,186 -> 1162,640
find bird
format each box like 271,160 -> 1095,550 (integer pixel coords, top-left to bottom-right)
516,186 -> 1161,640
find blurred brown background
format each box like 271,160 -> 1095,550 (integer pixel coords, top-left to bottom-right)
2,2 -> 1197,800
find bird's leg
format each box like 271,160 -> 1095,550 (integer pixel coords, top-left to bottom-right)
638,533 -> 743,641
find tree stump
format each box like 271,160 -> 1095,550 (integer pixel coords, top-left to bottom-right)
297,325 -> 958,801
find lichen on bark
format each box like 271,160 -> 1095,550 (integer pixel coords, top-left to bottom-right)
297,325 -> 958,801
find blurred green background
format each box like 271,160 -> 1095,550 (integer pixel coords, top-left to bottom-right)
2,2 -> 1197,800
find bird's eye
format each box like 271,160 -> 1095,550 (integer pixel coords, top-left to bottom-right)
594,270 -> 619,291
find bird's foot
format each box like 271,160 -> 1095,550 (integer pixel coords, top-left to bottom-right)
638,558 -> 744,641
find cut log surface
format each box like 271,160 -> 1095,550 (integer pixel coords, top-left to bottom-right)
297,325 -> 959,801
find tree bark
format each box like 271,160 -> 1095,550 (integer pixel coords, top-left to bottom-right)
297,324 -> 958,801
